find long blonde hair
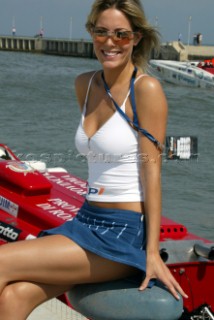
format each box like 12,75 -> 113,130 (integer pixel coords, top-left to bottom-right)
86,0 -> 160,69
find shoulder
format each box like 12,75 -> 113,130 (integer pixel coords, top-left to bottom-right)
75,71 -> 96,88
135,74 -> 165,97
134,74 -> 168,147
75,71 -> 99,109
134,74 -> 168,115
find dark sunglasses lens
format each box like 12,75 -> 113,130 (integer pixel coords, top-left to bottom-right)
93,30 -> 108,42
92,30 -> 134,44
114,33 -> 131,44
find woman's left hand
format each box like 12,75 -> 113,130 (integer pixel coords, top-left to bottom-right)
138,252 -> 188,300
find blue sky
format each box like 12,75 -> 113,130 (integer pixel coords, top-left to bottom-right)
0,0 -> 213,45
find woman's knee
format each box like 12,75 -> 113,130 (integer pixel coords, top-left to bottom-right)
0,282 -> 31,311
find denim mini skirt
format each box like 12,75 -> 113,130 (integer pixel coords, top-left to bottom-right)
40,201 -> 147,273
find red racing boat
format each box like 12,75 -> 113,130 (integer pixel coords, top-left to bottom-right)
0,143 -> 213,320
197,59 -> 214,75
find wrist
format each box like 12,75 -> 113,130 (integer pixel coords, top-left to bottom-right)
146,247 -> 160,255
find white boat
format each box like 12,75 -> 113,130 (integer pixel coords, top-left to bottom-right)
149,59 -> 214,89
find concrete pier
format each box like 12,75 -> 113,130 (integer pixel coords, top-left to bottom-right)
0,35 -> 213,61
45,38 -> 94,58
0,36 -> 36,52
0,35 -> 95,58
155,41 -> 214,61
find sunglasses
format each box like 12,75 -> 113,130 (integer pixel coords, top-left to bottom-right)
91,28 -> 139,45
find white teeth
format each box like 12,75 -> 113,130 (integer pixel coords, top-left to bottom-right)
103,51 -> 118,56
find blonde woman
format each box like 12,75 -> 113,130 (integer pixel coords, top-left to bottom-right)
0,1 -> 187,319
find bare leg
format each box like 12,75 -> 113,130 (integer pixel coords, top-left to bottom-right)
0,235 -> 135,288
0,235 -> 137,319
0,281 -> 71,320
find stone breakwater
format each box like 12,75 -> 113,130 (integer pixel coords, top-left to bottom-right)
154,41 -> 214,61
0,36 -> 95,58
0,35 -> 214,61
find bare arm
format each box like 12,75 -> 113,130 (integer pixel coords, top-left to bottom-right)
135,76 -> 188,300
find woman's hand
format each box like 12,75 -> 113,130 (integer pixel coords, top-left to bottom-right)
139,252 -> 188,300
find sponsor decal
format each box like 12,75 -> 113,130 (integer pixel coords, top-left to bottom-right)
177,74 -> 196,85
0,195 -> 19,217
44,173 -> 86,196
37,198 -> 80,221
0,221 -> 21,242
87,187 -> 105,196
6,162 -> 35,174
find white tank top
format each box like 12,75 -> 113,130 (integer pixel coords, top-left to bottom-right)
75,71 -> 146,202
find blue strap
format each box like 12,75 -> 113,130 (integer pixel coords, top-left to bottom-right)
130,68 -> 139,127
101,67 -> 163,150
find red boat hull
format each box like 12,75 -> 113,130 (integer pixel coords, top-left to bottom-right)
0,147 -> 213,318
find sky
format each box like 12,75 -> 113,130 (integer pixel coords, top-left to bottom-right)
0,0 -> 213,45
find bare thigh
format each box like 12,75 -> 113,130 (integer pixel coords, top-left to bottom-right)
0,235 -> 138,289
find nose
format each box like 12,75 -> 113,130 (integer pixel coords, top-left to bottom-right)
104,35 -> 116,45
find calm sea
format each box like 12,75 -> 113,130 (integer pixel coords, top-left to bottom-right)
0,51 -> 213,241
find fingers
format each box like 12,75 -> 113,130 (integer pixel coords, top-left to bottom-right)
165,281 -> 181,300
169,276 -> 188,300
138,272 -> 188,301
163,268 -> 188,300
139,255 -> 188,300
138,275 -> 150,292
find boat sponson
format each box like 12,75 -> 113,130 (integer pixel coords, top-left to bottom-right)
68,278 -> 183,320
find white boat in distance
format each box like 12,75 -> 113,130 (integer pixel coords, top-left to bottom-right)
149,59 -> 214,89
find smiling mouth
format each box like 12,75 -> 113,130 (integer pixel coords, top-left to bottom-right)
102,50 -> 120,57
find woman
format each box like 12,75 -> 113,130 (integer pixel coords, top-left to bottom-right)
0,1 -> 187,318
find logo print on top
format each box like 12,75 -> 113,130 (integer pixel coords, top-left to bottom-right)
87,187 -> 105,196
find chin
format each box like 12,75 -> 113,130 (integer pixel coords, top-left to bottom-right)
99,57 -> 127,70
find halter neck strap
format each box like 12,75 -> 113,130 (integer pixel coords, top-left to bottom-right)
101,67 -> 163,150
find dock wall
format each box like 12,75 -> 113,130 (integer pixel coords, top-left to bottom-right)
155,41 -> 214,61
0,36 -> 95,58
0,35 -> 214,61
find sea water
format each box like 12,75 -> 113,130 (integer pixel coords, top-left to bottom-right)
0,51 -> 213,241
